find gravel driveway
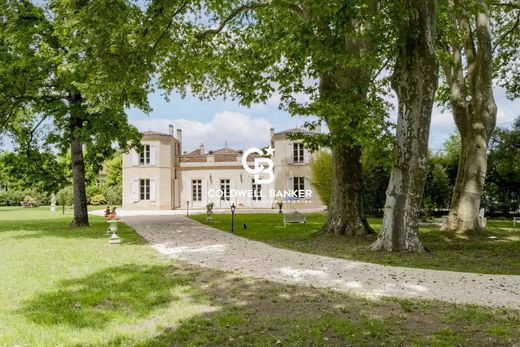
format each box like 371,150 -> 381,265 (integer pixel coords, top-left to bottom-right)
123,215 -> 520,309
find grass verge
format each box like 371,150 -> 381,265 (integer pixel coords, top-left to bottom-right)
1,207 -> 519,346
190,213 -> 520,275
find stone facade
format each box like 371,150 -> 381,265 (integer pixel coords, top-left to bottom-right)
122,126 -> 323,210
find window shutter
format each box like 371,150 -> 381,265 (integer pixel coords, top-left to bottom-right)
150,179 -> 156,201
304,145 -> 311,164
287,142 -> 294,164
131,150 -> 138,166
150,144 -> 156,166
132,180 -> 139,202
288,177 -> 294,193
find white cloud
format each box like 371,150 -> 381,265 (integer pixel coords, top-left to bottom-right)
131,112 -> 273,153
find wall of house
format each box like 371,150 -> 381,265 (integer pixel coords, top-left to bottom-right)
179,162 -> 275,210
121,129 -> 324,211
272,134 -> 323,209
122,135 -> 177,210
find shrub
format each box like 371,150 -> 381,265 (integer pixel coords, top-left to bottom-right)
90,194 -> 106,205
56,186 -> 73,206
310,151 -> 332,207
86,185 -> 103,203
104,185 -> 122,205
0,189 -> 29,206
22,195 -> 40,208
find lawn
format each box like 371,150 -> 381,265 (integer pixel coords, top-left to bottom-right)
1,207 -> 520,346
190,213 -> 520,275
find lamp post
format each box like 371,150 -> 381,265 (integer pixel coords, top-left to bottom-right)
230,203 -> 236,233
186,200 -> 190,216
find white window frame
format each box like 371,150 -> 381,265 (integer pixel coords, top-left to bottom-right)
140,179 -> 150,200
192,179 -> 202,202
293,176 -> 305,198
220,179 -> 230,201
139,145 -> 151,165
293,142 -> 304,164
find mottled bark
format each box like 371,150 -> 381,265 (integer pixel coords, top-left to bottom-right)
372,0 -> 438,252
443,0 -> 497,232
69,93 -> 89,227
324,144 -> 374,236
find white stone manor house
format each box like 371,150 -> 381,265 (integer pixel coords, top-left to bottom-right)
122,125 -> 323,210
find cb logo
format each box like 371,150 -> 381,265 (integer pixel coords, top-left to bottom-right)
242,147 -> 275,184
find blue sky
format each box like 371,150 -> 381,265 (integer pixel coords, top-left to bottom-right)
128,87 -> 519,153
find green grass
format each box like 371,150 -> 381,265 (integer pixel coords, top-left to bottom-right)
1,207 -> 520,346
190,213 -> 520,275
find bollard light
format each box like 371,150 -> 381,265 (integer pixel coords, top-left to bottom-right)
186,200 -> 190,216
230,203 -> 236,233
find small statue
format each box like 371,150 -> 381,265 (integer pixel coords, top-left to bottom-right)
206,202 -> 214,222
50,193 -> 56,212
276,200 -> 283,214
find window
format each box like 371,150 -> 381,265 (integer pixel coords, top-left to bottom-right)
140,145 -> 150,165
252,178 -> 262,201
140,179 -> 150,200
220,179 -> 230,201
293,177 -> 305,198
192,179 -> 202,201
293,142 -> 304,163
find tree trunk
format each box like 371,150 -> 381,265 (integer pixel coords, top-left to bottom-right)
371,0 -> 438,252
324,144 -> 374,236
442,0 -> 497,233
69,94 -> 89,227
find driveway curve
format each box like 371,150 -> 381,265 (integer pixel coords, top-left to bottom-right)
123,215 -> 520,309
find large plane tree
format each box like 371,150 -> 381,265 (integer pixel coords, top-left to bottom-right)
0,0 -> 185,226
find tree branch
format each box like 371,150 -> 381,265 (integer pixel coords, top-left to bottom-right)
195,2 -> 269,39
492,9 -> 520,54
149,0 -> 189,53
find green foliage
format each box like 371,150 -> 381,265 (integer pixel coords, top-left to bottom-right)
310,151 -> 332,206
485,118 -> 520,213
22,195 -> 40,208
89,194 -> 106,206
0,188 -> 48,207
105,153 -> 122,187
422,154 -> 452,215
362,144 -> 394,215
0,189 -> 28,206
157,0 -> 395,150
104,185 -> 122,205
56,186 -> 73,206
0,150 -> 68,193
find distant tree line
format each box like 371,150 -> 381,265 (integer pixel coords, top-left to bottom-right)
312,118 -> 520,217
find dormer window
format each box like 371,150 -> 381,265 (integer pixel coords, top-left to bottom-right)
140,145 -> 150,165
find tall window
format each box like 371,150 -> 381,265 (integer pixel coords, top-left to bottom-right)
192,179 -> 202,201
293,177 -> 305,198
252,178 -> 262,201
140,179 -> 150,200
220,179 -> 230,201
293,142 -> 304,163
140,145 -> 150,165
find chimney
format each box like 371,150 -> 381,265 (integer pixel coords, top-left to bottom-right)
270,127 -> 275,147
315,122 -> 321,133
176,129 -> 182,153
168,124 -> 174,136
200,144 -> 205,155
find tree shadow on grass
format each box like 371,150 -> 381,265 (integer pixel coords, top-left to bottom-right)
19,264 -> 195,329
92,265 -> 520,347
